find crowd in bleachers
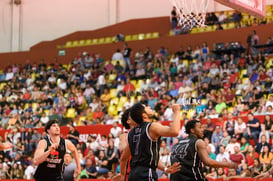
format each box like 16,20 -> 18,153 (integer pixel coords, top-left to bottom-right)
171,5 -> 273,35
0,26 -> 273,180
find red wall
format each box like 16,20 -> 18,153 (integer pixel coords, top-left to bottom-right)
1,115 -> 272,141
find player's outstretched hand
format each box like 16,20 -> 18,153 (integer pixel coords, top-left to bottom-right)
228,162 -> 238,169
254,171 -> 271,181
73,167 -> 81,181
165,162 -> 181,174
171,104 -> 180,113
2,142 -> 13,150
112,173 -> 125,181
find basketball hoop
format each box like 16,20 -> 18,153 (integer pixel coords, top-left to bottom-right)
170,0 -> 210,29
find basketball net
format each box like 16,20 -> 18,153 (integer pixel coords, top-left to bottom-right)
170,0 -> 210,30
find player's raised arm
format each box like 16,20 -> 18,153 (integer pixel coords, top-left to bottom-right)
149,104 -> 181,139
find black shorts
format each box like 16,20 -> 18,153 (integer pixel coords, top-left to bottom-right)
170,173 -> 208,181
128,166 -> 158,181
34,174 -> 64,181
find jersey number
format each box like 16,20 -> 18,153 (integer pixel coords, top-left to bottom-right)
173,143 -> 189,160
133,134 -> 141,155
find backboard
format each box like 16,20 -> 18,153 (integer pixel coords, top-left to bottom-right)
215,0 -> 266,18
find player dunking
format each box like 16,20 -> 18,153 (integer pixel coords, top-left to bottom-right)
170,120 -> 237,181
116,103 -> 181,181
33,120 -> 81,181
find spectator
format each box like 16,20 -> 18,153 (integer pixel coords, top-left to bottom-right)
211,125 -> 223,154
231,11 -> 242,25
255,134 -> 271,153
67,124 -> 80,146
88,135 -> 100,154
92,107 -> 104,124
122,43 -> 132,72
239,137 -> 249,155
30,129 -> 41,151
83,149 -> 96,167
225,134 -> 240,154
96,150 -> 109,176
223,114 -> 235,136
207,145 -> 216,160
218,11 -> 227,24
97,71 -> 106,96
252,158 -> 263,177
63,153 -> 77,181
170,6 -> 178,30
123,78 -> 135,96
215,97 -> 227,115
11,163 -> 24,179
24,162 -> 34,180
230,146 -> 245,174
204,137 -> 216,154
157,147 -> 171,178
259,115 -> 273,143
106,140 -> 119,172
234,117 -> 246,139
244,113 -> 261,145
110,121 -> 122,139
114,34 -> 124,42
239,162 -> 251,177
245,145 -> 258,169
216,145 -> 230,162
224,88 -> 235,107
112,49 -> 124,61
220,131 -> 231,148
100,89 -> 111,107
259,145 -> 273,166
40,113 -> 49,126
266,94 -> 273,108
251,30 -> 259,56
85,158 -> 97,179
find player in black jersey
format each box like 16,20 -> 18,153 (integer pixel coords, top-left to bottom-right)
170,120 -> 237,181
33,120 -> 81,181
116,103 -> 181,181
113,107 -> 180,181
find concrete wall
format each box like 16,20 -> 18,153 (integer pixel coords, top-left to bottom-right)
0,18 -> 272,69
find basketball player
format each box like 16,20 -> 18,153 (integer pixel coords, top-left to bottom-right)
170,120 -> 237,181
255,165 -> 273,180
113,107 -> 180,181
119,108 -> 136,152
0,142 -> 13,150
33,120 -> 81,181
112,108 -> 135,181
116,103 -> 181,181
